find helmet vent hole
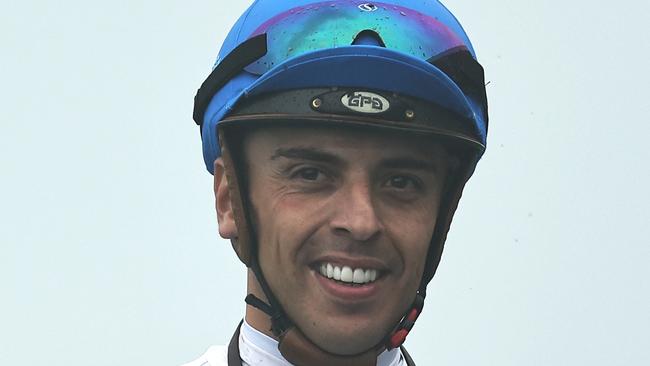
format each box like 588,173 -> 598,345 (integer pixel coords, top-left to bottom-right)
352,30 -> 386,47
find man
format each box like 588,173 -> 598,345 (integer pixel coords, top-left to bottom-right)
185,0 -> 488,365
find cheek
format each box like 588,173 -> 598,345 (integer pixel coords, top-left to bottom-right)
265,186 -> 335,232
404,229 -> 434,280
250,188 -> 331,270
383,202 -> 438,277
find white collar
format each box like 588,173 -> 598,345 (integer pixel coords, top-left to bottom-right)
239,319 -> 405,366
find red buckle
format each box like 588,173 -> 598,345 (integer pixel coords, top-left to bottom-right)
388,329 -> 409,349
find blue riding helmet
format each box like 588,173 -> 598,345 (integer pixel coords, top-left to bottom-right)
194,0 -> 488,174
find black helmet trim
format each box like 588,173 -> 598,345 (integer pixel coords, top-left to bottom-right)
220,88 -> 486,152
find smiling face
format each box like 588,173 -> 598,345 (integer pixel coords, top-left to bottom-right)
217,124 -> 448,355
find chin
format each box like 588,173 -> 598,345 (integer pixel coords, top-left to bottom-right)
304,319 -> 387,355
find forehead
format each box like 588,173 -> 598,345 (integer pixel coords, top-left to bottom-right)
242,124 -> 448,163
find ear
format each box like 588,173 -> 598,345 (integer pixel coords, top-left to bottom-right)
214,158 -> 238,239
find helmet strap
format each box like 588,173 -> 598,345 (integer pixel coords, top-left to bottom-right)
420,154 -> 478,285
245,261 -> 292,337
219,126 -> 294,337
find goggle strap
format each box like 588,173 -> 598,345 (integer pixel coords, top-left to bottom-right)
430,48 -> 489,123
193,33 -> 268,125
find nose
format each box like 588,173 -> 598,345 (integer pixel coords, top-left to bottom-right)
329,179 -> 383,242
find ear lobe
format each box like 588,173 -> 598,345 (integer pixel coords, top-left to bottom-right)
214,158 -> 239,239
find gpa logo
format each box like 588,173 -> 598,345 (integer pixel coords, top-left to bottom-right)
341,91 -> 390,114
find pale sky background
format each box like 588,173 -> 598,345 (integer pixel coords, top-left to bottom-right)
1,0 -> 649,365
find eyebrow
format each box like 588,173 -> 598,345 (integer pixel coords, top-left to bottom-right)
270,147 -> 345,166
379,157 -> 439,173
270,147 -> 438,173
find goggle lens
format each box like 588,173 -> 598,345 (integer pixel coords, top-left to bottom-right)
245,0 -> 467,75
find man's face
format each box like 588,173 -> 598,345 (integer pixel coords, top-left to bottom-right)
242,125 -> 447,355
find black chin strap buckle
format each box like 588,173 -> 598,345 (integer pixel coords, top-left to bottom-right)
245,294 -> 292,337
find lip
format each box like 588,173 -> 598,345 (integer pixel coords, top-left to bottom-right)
313,270 -> 382,302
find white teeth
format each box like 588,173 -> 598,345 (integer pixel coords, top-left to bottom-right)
353,268 -> 365,284
318,263 -> 379,284
333,266 -> 341,280
340,266 -> 353,282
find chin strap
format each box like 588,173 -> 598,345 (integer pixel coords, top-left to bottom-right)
246,255 -> 294,338
245,293 -> 291,337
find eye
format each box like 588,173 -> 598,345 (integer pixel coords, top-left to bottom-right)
385,175 -> 421,190
293,167 -> 323,181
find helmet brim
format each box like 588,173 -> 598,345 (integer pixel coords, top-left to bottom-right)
244,45 -> 476,120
